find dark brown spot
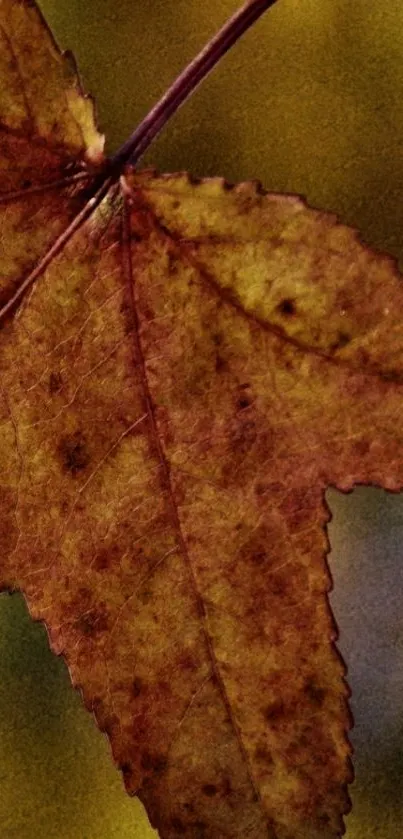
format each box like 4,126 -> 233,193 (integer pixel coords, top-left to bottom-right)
336,330 -> 350,347
132,677 -> 143,698
119,761 -> 132,781
356,347 -> 370,366
263,699 -> 285,724
178,652 -> 198,671
202,783 -> 217,797
318,813 -> 331,826
92,550 -> 109,571
140,750 -> 167,775
215,352 -> 227,372
237,523 -> 280,573
58,431 -> 90,476
167,253 -> 178,274
382,368 -> 403,383
330,330 -> 351,351
140,303 -> 156,322
138,586 -> 152,605
237,383 -> 253,410
254,746 -> 274,766
304,677 -> 326,707
277,298 -> 296,316
170,817 -> 186,833
102,713 -> 120,737
222,777 -> 232,796
77,604 -> 109,638
49,371 -> 63,395
270,574 -> 288,597
251,548 -> 267,566
267,818 -> 277,835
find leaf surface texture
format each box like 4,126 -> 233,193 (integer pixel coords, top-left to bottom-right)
1,2 -> 403,837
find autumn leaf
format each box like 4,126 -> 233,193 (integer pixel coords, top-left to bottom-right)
1,1 -> 403,837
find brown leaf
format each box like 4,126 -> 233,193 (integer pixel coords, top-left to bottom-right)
1,2 -> 403,837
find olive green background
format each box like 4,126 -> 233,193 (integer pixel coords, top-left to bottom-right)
1,0 -> 403,836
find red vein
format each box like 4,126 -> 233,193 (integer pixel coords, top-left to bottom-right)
127,186 -> 403,386
0,176 -> 114,323
0,172 -> 91,204
121,195 -> 266,814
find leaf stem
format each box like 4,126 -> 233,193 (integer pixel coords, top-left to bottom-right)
108,0 -> 278,173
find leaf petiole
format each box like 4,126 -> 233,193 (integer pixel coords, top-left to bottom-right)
108,0 -> 278,174
0,1 -> 277,323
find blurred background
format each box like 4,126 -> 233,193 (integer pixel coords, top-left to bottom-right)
0,0 -> 402,836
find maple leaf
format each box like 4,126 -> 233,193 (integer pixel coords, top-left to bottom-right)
1,1 -> 403,837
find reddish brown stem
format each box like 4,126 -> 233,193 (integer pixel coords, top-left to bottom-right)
108,0 -> 278,173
